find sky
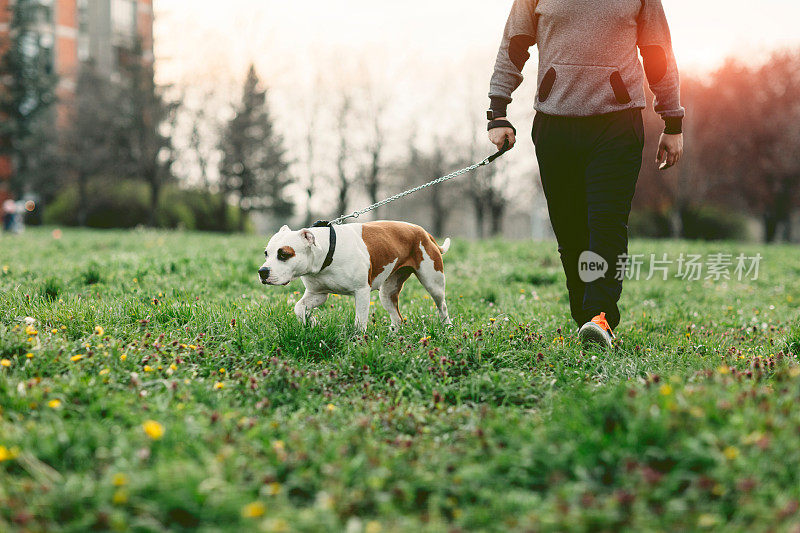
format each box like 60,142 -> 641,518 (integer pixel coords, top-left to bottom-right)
154,0 -> 800,88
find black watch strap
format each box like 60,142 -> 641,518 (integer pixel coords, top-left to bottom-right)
487,119 -> 516,135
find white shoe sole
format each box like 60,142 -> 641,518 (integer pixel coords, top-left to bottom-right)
579,322 -> 613,350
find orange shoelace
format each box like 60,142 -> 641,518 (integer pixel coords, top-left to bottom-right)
591,312 -> 612,333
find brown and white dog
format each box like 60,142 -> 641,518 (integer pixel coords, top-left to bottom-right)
258,221 -> 451,330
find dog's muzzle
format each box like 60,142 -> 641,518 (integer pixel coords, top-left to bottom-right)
258,266 -> 270,284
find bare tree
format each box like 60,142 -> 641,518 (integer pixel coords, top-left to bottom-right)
333,93 -> 356,219
300,92 -> 321,227
398,134 -> 460,237
357,92 -> 388,219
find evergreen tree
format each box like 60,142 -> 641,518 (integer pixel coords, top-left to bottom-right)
219,65 -> 292,231
0,0 -> 58,196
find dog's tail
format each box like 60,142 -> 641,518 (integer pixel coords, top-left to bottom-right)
439,237 -> 451,255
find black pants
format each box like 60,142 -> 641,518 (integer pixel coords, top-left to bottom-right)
532,108 -> 644,330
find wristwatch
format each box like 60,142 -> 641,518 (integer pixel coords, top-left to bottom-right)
486,109 -> 506,121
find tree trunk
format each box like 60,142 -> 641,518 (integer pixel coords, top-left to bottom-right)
238,203 -> 247,233
368,179 -> 379,220
77,171 -> 88,227
473,198 -> 485,239
489,201 -> 505,237
763,212 -> 777,243
336,182 -> 348,223
304,189 -> 315,227
431,186 -> 445,237
148,172 -> 160,227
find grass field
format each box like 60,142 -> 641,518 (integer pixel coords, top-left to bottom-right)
1,227 -> 800,532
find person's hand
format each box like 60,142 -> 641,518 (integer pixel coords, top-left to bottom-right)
488,124 -> 516,151
656,133 -> 683,170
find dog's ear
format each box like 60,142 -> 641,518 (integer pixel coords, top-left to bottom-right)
279,225 -> 291,233
299,229 -> 316,247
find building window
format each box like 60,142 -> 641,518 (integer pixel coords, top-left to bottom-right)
111,0 -> 136,42
34,0 -> 53,24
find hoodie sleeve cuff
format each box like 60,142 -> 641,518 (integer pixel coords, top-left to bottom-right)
663,116 -> 683,135
489,96 -> 511,118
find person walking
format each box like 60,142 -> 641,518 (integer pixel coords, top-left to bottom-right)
487,0 -> 684,349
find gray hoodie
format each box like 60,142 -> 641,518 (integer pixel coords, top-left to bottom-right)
489,0 -> 685,132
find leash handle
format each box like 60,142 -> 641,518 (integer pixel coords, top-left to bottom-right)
486,138 -> 511,165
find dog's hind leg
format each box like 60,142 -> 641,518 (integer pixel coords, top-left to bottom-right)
294,291 -> 328,325
379,267 -> 413,329
414,250 -> 451,326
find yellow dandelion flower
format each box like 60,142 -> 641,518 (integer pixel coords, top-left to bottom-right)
120,354 -> 127,361
219,368 -> 226,374
326,403 -> 336,412
213,382 -> 224,390
169,363 -> 177,371
47,399 -> 62,409
257,360 -> 263,365
0,445 -> 20,462
112,489 -> 128,505
0,359 -> 10,367
25,353 -> 33,359
112,473 -> 128,486
99,368 -> 110,376
723,446 -> 739,460
71,354 -> 84,362
51,329 -> 57,334
188,345 -> 197,350
489,318 -> 496,322
659,384 -> 673,396
272,440 -> 285,451
94,325 -> 105,336
717,365 -> 730,375
142,420 -> 165,440
241,501 -> 266,518
143,365 -> 153,372
25,325 -> 38,336
266,482 -> 282,496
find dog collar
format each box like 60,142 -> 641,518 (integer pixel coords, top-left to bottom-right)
311,221 -> 336,272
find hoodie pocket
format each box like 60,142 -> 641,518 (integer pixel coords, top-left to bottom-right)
537,67 -> 557,102
537,63 -> 628,112
609,71 -> 631,104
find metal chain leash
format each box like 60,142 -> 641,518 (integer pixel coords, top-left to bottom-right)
329,140 -> 511,226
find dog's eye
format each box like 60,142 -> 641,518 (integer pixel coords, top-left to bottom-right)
277,250 -> 290,261
264,251 -> 268,258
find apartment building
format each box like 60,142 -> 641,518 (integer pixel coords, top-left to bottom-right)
0,0 -> 154,197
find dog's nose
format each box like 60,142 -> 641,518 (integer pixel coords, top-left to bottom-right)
258,266 -> 270,279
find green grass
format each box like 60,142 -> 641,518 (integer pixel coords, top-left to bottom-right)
1,228 -> 800,532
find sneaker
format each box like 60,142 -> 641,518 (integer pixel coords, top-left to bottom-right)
579,312 -> 615,350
